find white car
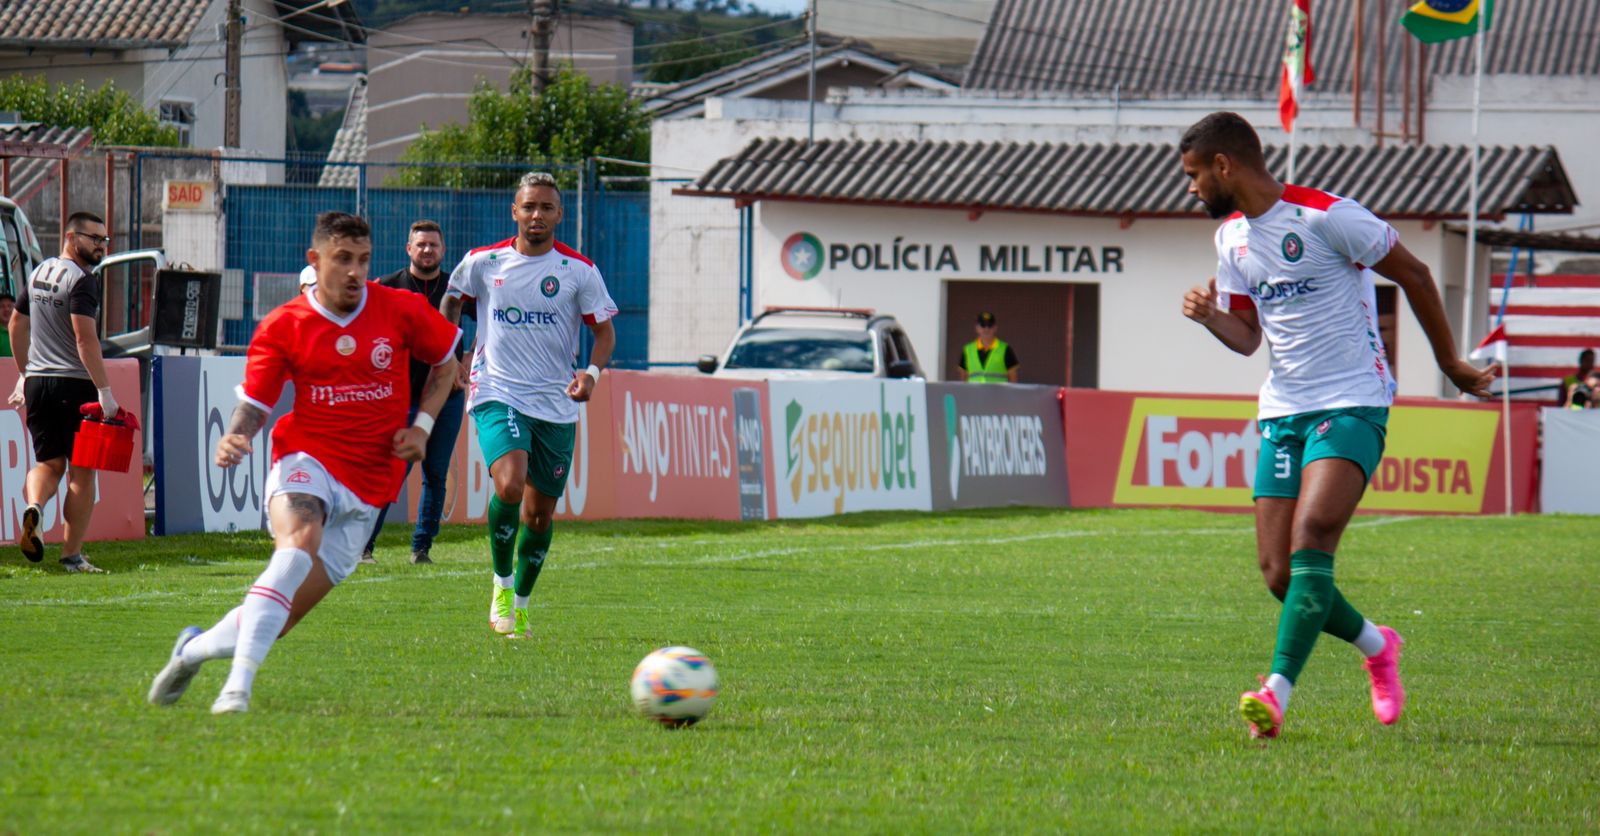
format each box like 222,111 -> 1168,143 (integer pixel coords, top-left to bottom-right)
697,307 -> 925,380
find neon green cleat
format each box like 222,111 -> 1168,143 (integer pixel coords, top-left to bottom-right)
507,607 -> 531,640
490,586 -> 514,634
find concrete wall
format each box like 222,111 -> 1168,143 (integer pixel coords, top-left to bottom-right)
366,13 -> 634,164
817,0 -> 994,67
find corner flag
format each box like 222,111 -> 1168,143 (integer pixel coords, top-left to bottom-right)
1469,323 -> 1508,365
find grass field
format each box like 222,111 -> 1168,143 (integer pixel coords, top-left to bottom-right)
2,508 -> 1597,832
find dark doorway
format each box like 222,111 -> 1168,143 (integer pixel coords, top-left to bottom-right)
943,280 -> 1099,387
1375,284 -> 1399,380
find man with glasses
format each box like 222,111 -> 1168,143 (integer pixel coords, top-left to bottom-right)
6,212 -> 122,572
957,311 -> 1020,383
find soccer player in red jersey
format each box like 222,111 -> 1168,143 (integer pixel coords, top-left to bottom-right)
148,212 -> 462,714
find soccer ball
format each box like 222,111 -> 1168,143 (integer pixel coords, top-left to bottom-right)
630,646 -> 718,728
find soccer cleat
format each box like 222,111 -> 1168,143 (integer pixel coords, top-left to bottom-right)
211,690 -> 250,714
148,626 -> 204,706
359,549 -> 377,565
19,504 -> 43,562
1363,625 -> 1406,725
507,607 -> 531,640
1239,676 -> 1284,739
410,548 -> 432,565
490,585 -> 514,634
60,554 -> 105,573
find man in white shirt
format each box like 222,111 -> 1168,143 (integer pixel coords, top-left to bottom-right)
1178,112 -> 1495,740
442,172 -> 617,640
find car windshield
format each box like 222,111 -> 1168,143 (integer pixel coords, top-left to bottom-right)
724,328 -> 875,373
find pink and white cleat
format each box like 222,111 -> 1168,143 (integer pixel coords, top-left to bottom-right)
1363,625 -> 1406,725
1239,676 -> 1284,739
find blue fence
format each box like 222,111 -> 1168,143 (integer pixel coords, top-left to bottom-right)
134,154 -> 650,367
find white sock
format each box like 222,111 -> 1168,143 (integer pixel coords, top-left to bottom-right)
1353,620 -> 1387,657
494,574 -> 513,589
222,548 -> 311,696
1264,674 -> 1293,712
181,606 -> 244,665
513,594 -> 530,610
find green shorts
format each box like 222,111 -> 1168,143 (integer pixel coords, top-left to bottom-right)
1254,407 -> 1389,500
471,401 -> 577,498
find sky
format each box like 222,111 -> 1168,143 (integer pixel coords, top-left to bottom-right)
745,0 -> 809,15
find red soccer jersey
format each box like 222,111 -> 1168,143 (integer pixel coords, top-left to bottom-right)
238,283 -> 461,506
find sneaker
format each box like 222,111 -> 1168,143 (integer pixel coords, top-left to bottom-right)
490,585 -> 514,634
359,549 -> 377,565
410,548 -> 432,565
211,690 -> 250,714
1363,626 -> 1406,725
60,554 -> 105,574
1239,676 -> 1284,740
148,626 -> 204,706
19,504 -> 42,563
507,607 -> 531,640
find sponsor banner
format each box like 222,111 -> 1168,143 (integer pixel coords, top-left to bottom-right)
153,356 -> 293,534
0,360 -> 145,544
1063,391 -> 1537,514
926,383 -> 1069,510
1539,408 -> 1600,515
768,380 -> 931,518
426,375 -> 617,524
608,371 -> 770,521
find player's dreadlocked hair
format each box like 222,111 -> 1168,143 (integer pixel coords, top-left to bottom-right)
1180,112 -> 1267,170
517,171 -> 561,202
312,211 -> 371,245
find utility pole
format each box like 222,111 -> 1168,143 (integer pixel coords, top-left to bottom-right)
224,0 -> 241,147
807,0 -> 817,145
531,0 -> 557,94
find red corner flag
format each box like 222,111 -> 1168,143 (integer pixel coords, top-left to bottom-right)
1279,0 -> 1314,132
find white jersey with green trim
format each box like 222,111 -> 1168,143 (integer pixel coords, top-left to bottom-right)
1213,184 -> 1400,420
448,237 -> 617,424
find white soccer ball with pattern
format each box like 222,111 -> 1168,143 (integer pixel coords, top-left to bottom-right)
630,646 -> 718,727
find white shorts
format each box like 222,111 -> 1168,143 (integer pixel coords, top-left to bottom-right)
263,452 -> 380,586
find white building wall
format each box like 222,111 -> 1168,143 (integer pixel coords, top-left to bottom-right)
138,0 -> 288,157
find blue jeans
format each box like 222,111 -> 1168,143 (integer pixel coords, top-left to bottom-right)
364,388 -> 466,554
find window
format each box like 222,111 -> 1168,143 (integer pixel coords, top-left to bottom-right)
159,100 -> 196,147
724,328 -> 875,373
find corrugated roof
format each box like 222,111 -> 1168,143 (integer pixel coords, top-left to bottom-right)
643,36 -> 959,119
0,0 -> 211,49
680,138 -> 1577,221
965,0 -> 1600,95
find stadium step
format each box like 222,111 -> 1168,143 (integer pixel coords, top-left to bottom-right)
1484,273 -> 1600,401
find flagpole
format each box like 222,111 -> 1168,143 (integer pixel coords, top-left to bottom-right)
1289,118 -> 1298,182
1501,357 -> 1512,515
1462,2 -> 1485,357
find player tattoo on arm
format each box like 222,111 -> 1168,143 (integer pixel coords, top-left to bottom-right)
228,403 -> 268,438
440,293 -> 464,327
281,492 -> 327,524
418,357 -> 456,419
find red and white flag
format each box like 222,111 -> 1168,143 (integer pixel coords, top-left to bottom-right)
1279,0 -> 1314,132
1469,323 -> 1509,364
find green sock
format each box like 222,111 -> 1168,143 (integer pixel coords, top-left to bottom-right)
514,524 -> 553,597
1271,549 -> 1338,683
487,495 -> 518,578
1269,584 -> 1366,643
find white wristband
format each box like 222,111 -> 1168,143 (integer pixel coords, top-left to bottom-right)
412,412 -> 435,436
585,364 -> 602,381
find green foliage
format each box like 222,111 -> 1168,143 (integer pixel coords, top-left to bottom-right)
0,75 -> 178,147
394,66 -> 650,189
2,509 -> 1598,830
287,90 -> 346,156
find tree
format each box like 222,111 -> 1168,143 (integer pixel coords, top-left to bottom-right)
0,76 -> 178,147
644,31 -> 758,84
394,65 -> 650,189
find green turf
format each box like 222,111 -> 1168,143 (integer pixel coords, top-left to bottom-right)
2,509 -> 1596,832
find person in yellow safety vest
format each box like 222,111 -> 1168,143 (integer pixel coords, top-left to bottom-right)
958,311 -> 1019,383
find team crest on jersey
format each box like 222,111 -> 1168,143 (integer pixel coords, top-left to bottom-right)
1281,232 -> 1305,263
540,276 -> 560,298
371,337 -> 394,370
335,334 -> 357,356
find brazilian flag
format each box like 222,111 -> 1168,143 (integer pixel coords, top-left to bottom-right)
1401,0 -> 1493,43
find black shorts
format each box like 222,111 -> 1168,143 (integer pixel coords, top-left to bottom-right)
25,375 -> 98,462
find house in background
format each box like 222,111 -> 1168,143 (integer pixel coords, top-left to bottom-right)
817,0 -> 994,72
364,11 -> 634,165
0,0 -> 362,157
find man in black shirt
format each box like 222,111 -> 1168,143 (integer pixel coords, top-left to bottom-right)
361,220 -> 474,564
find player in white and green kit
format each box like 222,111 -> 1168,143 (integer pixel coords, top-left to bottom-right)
443,172 -> 618,638
1178,113 -> 1495,739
